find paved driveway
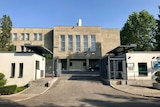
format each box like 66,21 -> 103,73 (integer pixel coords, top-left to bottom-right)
2,71 -> 160,107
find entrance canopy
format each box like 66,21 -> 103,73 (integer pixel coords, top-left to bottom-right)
107,44 -> 136,56
25,44 -> 53,55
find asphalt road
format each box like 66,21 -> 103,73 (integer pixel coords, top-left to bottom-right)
1,71 -> 160,107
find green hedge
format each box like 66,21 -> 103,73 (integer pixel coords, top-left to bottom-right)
0,85 -> 17,95
155,71 -> 160,83
0,73 -> 5,80
0,79 -> 7,86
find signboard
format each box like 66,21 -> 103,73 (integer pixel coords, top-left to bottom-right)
152,61 -> 160,69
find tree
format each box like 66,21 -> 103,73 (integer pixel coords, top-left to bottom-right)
120,10 -> 157,51
0,15 -> 13,51
155,6 -> 160,50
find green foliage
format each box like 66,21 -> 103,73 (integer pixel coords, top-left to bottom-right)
0,85 -> 17,95
0,79 -> 7,86
120,10 -> 157,51
0,73 -> 5,80
155,71 -> 160,83
16,86 -> 27,93
155,6 -> 160,50
0,14 -> 13,51
0,72 -> 6,86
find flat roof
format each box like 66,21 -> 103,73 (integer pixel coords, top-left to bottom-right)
107,44 -> 136,56
24,45 -> 53,55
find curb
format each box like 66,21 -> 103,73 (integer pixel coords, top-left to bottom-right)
110,84 -> 160,98
0,78 -> 59,102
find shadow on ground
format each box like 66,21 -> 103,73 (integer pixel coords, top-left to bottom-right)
0,98 -> 26,107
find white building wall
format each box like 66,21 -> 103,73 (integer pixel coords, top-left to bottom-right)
126,52 -> 160,80
0,52 -> 45,86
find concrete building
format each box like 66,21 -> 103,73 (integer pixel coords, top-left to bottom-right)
0,52 -> 46,86
10,21 -> 120,71
100,45 -> 159,85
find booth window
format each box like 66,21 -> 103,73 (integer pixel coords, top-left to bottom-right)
138,63 -> 148,76
19,63 -> 23,78
11,63 -> 15,78
36,61 -> 40,70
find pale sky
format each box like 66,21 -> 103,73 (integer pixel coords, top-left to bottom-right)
0,0 -> 159,29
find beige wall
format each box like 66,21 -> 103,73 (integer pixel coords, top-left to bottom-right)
126,52 -> 160,80
0,53 -> 45,86
11,28 -> 53,51
53,26 -> 120,59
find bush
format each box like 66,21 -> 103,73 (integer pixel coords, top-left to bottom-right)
0,85 -> 17,95
0,73 -> 5,80
155,71 -> 160,83
16,86 -> 27,93
0,79 -> 7,86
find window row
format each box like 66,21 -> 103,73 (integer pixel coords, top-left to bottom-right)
60,35 -> 96,52
12,33 -> 42,41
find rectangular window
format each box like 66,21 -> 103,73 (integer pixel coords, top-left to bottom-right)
11,63 -> 15,78
83,35 -> 88,51
138,63 -> 148,76
76,35 -> 80,51
19,63 -> 23,78
91,35 -> 96,51
13,33 -> 17,41
38,33 -> 42,41
26,33 -> 30,40
61,35 -> 65,51
34,33 -> 37,40
21,33 -> 25,40
36,61 -> 40,70
68,35 -> 73,51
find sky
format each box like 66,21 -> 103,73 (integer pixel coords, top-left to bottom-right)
0,0 -> 159,29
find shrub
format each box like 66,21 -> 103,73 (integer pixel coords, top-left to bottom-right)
0,72 -> 6,87
16,86 -> 27,93
0,73 -> 5,80
0,79 -> 7,86
155,71 -> 160,83
0,85 -> 17,95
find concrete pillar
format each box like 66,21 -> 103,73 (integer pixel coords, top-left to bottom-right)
86,58 -> 89,70
67,58 -> 70,70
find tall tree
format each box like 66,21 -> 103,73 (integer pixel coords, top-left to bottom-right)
155,6 -> 160,50
120,10 -> 157,51
0,15 -> 12,51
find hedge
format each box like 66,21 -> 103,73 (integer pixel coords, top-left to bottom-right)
0,85 -> 17,95
0,79 -> 6,86
0,73 -> 5,80
155,71 -> 160,83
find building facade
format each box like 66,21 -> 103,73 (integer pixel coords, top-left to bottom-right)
0,52 -> 45,86
11,25 -> 120,71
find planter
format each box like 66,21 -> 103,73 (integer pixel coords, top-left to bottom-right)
153,83 -> 160,90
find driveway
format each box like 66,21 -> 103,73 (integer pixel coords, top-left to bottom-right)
1,71 -> 160,107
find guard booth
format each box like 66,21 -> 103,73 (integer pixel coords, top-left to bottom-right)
99,45 -> 136,83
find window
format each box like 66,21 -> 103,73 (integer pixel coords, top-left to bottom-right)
83,35 -> 88,51
70,62 -> 72,66
76,35 -> 80,51
36,61 -> 40,70
19,63 -> 23,78
138,63 -> 148,76
91,35 -> 96,51
26,33 -> 30,40
21,33 -> 25,40
13,33 -> 17,41
68,35 -> 73,51
61,35 -> 65,51
11,63 -> 15,78
38,33 -> 42,41
34,33 -> 37,40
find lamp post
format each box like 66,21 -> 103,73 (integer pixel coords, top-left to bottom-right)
52,46 -> 58,78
